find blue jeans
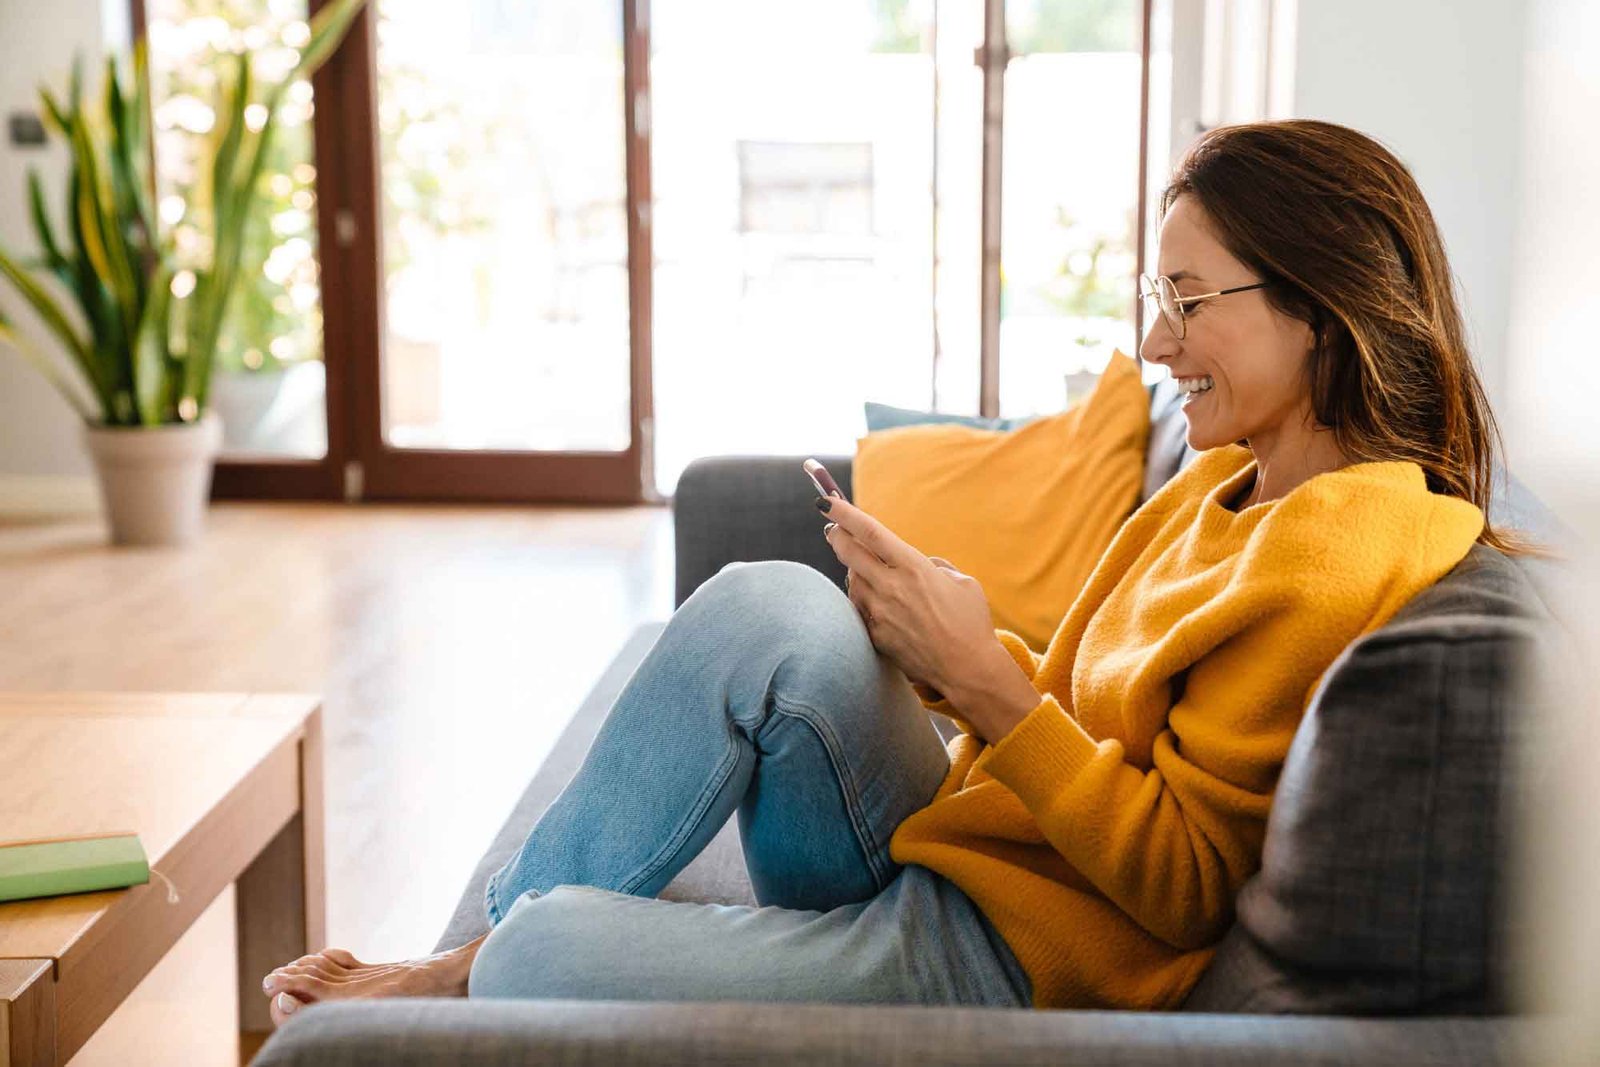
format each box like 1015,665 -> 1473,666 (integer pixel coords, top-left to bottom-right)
469,559 -> 1032,1007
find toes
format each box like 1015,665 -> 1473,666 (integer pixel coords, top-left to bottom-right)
263,949 -> 370,998
269,991 -> 309,1028
269,971 -> 330,1005
323,947 -> 363,968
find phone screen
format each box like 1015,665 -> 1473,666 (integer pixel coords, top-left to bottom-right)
803,458 -> 847,501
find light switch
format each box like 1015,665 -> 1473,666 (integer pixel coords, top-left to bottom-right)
8,112 -> 46,147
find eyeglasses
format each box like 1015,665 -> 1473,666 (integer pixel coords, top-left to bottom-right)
1139,274 -> 1268,340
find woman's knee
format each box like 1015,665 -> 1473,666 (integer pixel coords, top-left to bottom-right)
695,560 -> 859,645
684,560 -> 895,733
469,887 -> 610,999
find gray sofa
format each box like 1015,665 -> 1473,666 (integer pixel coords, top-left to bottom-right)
256,381 -> 1560,1066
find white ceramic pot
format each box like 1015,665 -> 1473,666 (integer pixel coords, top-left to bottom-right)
83,411 -> 224,547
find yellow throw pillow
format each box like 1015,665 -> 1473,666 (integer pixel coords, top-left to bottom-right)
853,350 -> 1149,652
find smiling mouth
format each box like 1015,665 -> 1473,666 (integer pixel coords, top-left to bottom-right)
1176,375 -> 1214,400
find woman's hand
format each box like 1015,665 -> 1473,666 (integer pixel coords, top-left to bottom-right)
817,495 -> 1007,704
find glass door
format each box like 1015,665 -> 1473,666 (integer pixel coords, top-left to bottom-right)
649,0 -> 988,496
997,0 -> 1145,417
144,0 -> 348,499
340,0 -> 652,502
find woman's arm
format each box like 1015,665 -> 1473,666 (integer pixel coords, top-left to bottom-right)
968,611 -> 1308,952
911,628 -> 1045,739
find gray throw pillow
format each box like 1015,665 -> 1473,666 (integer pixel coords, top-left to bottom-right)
1182,544 -> 1553,1015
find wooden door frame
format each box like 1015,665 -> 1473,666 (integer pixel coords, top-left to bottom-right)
133,0 -> 654,504
331,0 -> 652,504
137,0 -> 1150,491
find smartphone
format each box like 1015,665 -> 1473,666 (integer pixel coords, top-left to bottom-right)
803,458 -> 848,502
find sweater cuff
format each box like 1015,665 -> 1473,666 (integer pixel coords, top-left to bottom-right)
975,693 -> 1102,802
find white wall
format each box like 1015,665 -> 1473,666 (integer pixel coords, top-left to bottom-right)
0,0 -> 117,507
1502,0 -> 1600,1052
1289,0 -> 1528,412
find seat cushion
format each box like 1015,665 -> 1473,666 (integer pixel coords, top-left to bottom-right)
1183,544 -> 1553,1014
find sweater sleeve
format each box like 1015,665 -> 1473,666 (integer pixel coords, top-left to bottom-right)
911,629 -> 1044,738
972,677 -> 1281,952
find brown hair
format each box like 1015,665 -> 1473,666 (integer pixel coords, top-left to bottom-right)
1160,119 -> 1531,556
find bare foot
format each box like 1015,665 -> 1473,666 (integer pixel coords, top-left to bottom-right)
261,935 -> 487,1027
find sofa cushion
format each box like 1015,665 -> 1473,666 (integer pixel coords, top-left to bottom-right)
864,401 -> 1042,433
853,351 -> 1150,650
1182,544 -> 1551,1014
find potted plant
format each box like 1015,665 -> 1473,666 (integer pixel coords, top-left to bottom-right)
0,0 -> 363,545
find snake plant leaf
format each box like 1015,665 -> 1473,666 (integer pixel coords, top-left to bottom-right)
295,0 -> 368,80
53,99 -> 133,419
132,262 -> 172,425
130,40 -> 151,169
186,50 -> 252,391
0,243 -> 91,368
131,42 -> 158,239
203,115 -> 278,410
209,51 -> 251,257
26,169 -> 71,279
0,308 -> 94,421
4,5 -> 369,426
68,53 -> 83,117
63,162 -> 126,407
68,115 -> 140,341
105,53 -> 156,276
37,86 -> 69,138
183,266 -> 213,407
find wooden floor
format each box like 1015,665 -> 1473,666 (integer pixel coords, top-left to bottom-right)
0,502 -> 677,965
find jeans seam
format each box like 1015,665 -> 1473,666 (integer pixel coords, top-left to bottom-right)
767,694 -> 891,892
616,721 -> 746,897
485,868 -> 504,925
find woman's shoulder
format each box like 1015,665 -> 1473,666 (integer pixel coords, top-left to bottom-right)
1248,459 -> 1485,573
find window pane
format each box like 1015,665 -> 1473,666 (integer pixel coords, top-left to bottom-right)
147,0 -> 329,459
1000,0 -> 1141,415
650,0 -> 947,496
375,0 -> 631,452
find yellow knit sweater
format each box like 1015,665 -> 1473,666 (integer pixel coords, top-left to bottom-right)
889,444 -> 1485,1011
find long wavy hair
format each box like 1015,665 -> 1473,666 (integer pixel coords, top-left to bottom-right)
1160,119 -> 1529,555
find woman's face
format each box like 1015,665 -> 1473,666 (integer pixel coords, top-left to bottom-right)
1139,195 -> 1318,453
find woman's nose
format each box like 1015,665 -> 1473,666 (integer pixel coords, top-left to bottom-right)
1139,317 -> 1179,365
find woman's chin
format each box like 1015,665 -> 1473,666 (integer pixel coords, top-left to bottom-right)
1181,417 -> 1219,452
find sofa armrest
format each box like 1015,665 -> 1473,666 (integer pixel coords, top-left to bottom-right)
252,998 -> 1523,1067
673,454 -> 853,608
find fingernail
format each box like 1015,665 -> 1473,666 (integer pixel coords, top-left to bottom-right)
815,496 -> 832,513
824,522 -> 837,535
278,992 -> 298,1015
262,976 -> 275,994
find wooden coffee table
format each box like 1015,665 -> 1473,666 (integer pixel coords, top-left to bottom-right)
0,693 -> 324,1066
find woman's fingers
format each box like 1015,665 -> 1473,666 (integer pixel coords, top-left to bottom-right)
819,497 -> 905,566
824,522 -> 879,576
846,568 -> 875,623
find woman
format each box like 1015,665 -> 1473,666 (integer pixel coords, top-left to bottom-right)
261,119 -> 1518,1021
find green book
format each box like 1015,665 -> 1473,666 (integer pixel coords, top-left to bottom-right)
0,833 -> 151,903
